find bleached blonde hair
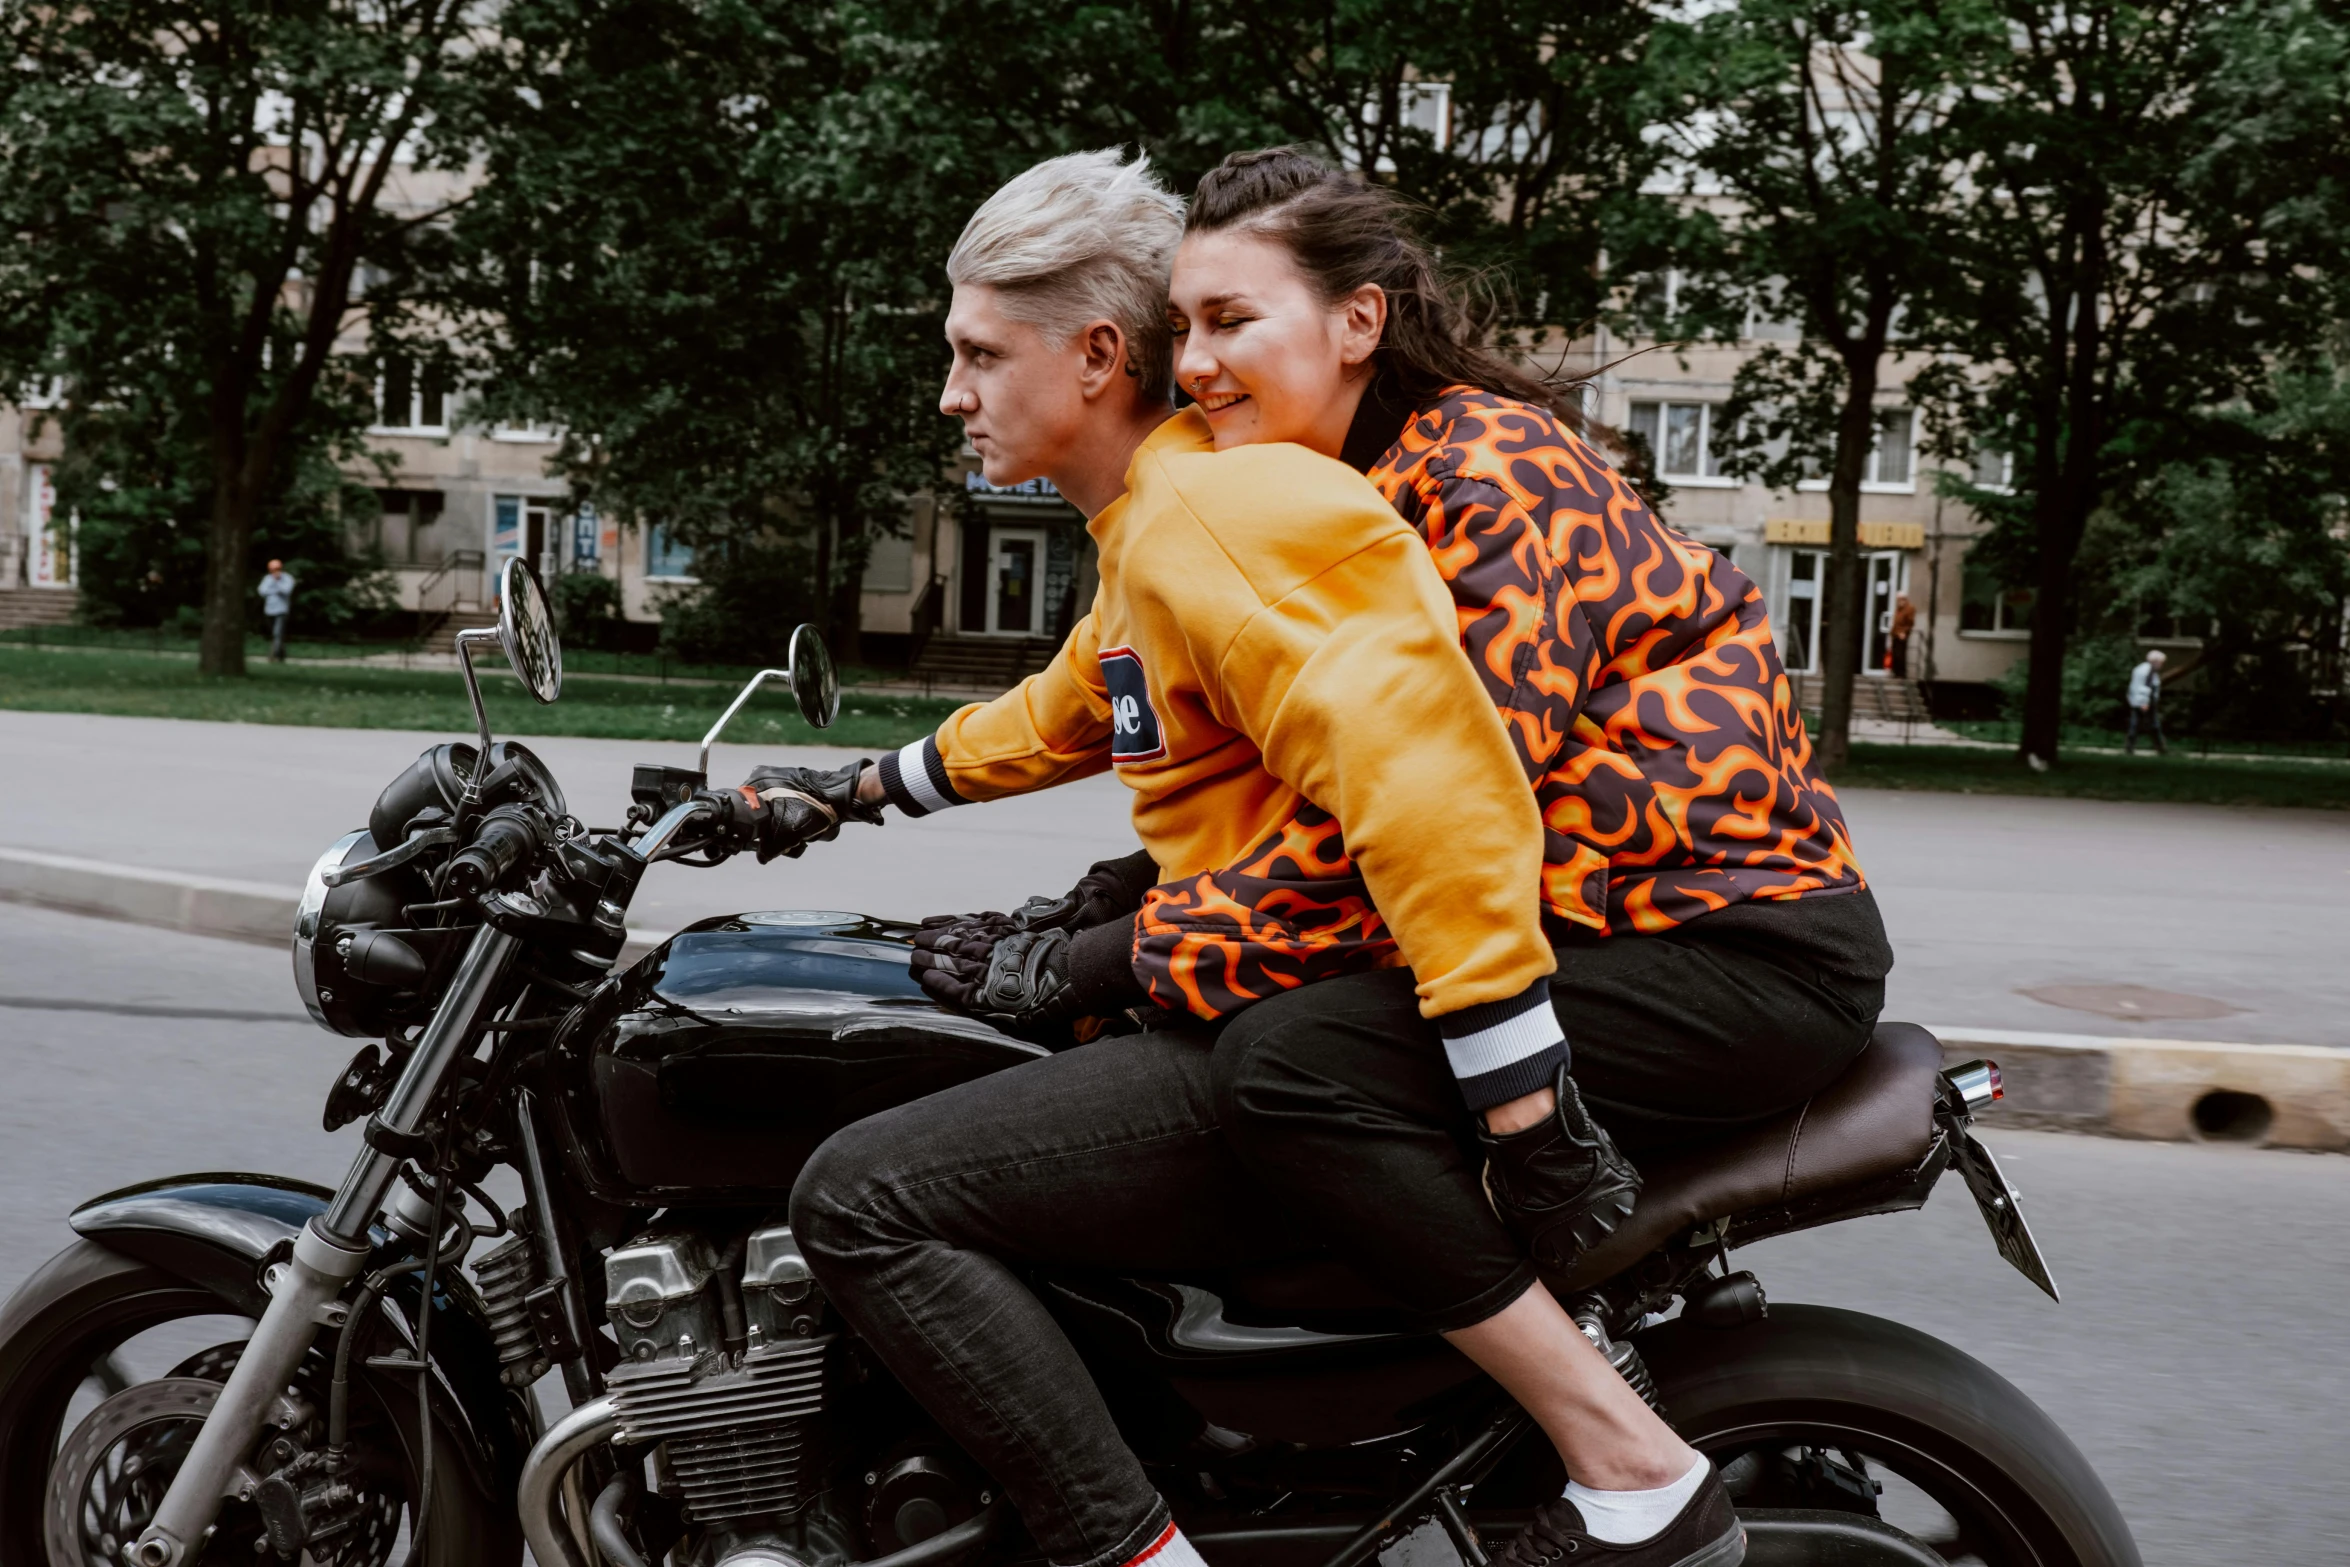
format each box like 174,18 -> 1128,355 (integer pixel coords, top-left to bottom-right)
946,149 -> 1185,402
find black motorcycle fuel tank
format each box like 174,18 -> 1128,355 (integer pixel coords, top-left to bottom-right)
550,912 -> 1045,1207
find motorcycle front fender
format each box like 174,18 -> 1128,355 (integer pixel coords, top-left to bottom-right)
70,1172 -> 532,1502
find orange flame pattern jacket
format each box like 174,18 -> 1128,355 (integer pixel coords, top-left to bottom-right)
1130,388 -> 1865,1019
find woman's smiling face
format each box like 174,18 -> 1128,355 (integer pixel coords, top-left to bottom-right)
1167,228 -> 1385,456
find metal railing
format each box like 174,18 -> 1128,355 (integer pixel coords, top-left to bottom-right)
413,549 -> 487,646
907,572 -> 949,666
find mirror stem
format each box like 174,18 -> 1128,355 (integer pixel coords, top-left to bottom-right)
698,667 -> 793,780
454,628 -> 503,801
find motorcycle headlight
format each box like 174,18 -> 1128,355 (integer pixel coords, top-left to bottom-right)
293,831 -> 426,1037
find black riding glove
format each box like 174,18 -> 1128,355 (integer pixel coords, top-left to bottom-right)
705,761 -> 882,864
1003,848 -> 1160,933
910,916 -> 1149,1040
1478,1066 -> 1645,1279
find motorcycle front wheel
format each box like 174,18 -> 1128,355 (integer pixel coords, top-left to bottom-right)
0,1239 -> 518,1567
1639,1303 -> 2141,1567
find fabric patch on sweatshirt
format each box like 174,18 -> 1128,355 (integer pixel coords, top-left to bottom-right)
1098,646 -> 1166,764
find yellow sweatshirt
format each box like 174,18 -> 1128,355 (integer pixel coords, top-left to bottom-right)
876,410 -> 1568,1099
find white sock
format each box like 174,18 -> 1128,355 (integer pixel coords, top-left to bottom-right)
1563,1454 -> 1709,1545
1123,1521 -> 1209,1567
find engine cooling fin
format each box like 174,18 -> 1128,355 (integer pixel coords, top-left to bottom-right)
608,1336 -> 831,1522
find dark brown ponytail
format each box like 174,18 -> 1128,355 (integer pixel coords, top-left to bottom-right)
1186,148 -> 1580,422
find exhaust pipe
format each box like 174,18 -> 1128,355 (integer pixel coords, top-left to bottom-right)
518,1395 -> 622,1567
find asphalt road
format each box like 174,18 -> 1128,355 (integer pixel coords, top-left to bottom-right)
0,901 -> 2343,1565
4,708 -> 2349,1045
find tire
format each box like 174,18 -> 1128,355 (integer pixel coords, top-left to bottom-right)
1638,1304 -> 2140,1567
0,1238 -> 518,1567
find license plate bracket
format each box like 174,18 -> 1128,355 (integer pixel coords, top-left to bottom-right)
1951,1129 -> 2059,1301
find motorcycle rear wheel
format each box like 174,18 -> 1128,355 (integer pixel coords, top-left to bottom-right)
1639,1303 -> 2140,1567
0,1239 -> 516,1567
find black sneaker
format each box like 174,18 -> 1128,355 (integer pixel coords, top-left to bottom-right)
1479,1066 -> 1643,1278
1492,1468 -> 1744,1567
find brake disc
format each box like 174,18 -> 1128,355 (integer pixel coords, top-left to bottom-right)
44,1358 -> 403,1567
44,1376 -> 235,1567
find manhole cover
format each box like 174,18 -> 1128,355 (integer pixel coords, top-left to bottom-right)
2017,983 -> 2245,1022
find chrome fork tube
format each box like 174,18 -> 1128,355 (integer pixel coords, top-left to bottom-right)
323,924 -> 522,1244
131,924 -> 523,1567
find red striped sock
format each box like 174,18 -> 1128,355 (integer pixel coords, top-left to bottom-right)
1124,1521 -> 1208,1567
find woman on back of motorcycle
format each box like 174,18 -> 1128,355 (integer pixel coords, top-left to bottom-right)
1144,146 -> 1897,1561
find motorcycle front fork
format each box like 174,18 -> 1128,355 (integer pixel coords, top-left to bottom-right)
130,927 -> 522,1567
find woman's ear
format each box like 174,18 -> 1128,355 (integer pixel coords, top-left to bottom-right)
1337,284 -> 1387,371
1076,320 -> 1130,400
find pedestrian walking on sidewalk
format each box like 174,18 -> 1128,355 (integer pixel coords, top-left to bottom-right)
1888,592 -> 1916,677
257,560 -> 296,663
2126,648 -> 2167,754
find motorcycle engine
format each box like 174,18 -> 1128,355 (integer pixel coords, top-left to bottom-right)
604,1225 -> 853,1567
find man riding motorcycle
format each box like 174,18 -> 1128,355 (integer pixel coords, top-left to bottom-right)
716,147 -> 1881,1567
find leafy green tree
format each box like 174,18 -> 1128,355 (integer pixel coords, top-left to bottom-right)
1637,0 -> 1993,770
1930,0 -> 2350,763
452,0 -> 1668,662
1201,0 -> 1659,335
0,0 -> 490,674
450,0 -> 1190,663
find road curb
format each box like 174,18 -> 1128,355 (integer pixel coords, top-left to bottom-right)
0,846 -> 300,946
1929,1026 -> 2349,1153
4,848 -> 2340,1151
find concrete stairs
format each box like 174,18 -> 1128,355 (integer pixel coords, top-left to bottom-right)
908,634 -> 1060,692
1794,674 -> 1933,724
0,588 -> 78,631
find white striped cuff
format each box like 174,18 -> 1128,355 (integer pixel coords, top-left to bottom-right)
876,735 -> 968,818
1439,978 -> 1569,1111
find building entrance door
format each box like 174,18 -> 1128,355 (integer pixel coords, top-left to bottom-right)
1778,548 -> 1909,674
986,527 -> 1046,636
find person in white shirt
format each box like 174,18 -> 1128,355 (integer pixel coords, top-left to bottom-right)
2126,648 -> 2167,754
256,560 -> 297,663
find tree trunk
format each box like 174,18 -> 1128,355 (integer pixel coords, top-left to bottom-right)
2016,506 -> 2073,765
1815,370 -> 1880,774
198,471 -> 253,677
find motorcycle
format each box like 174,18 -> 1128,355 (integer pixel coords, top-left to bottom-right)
0,559 -> 2140,1567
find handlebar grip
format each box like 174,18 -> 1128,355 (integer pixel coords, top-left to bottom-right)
446,811 -> 539,897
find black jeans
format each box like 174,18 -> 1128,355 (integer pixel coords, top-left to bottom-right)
789,1023 -> 1532,1567
791,891 -> 1889,1566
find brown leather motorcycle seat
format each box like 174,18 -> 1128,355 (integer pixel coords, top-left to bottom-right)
1214,1023 -> 1945,1324
1552,1021 -> 1945,1290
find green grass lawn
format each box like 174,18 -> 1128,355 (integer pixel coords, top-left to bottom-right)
1834,743 -> 2350,810
0,645 -> 962,749
8,646 -> 2347,809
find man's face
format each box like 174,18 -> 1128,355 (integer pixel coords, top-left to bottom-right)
940,284 -> 1093,487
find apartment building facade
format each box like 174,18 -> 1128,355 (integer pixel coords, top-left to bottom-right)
3,331 -> 2022,689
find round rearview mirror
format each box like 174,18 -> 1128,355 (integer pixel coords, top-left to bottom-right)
496,557 -> 563,704
788,624 -> 839,729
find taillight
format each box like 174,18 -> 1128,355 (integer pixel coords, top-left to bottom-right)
1946,1058 -> 2002,1112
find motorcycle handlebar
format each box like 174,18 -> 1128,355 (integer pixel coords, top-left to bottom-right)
445,808 -> 541,898
629,796 -> 724,864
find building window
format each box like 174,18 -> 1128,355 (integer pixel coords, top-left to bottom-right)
864,529 -> 915,593
1628,400 -> 1733,481
1972,444 -> 2015,491
647,525 -> 695,580
1960,556 -> 2033,633
377,356 -> 449,433
1865,409 -> 1915,488
362,489 -> 447,565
